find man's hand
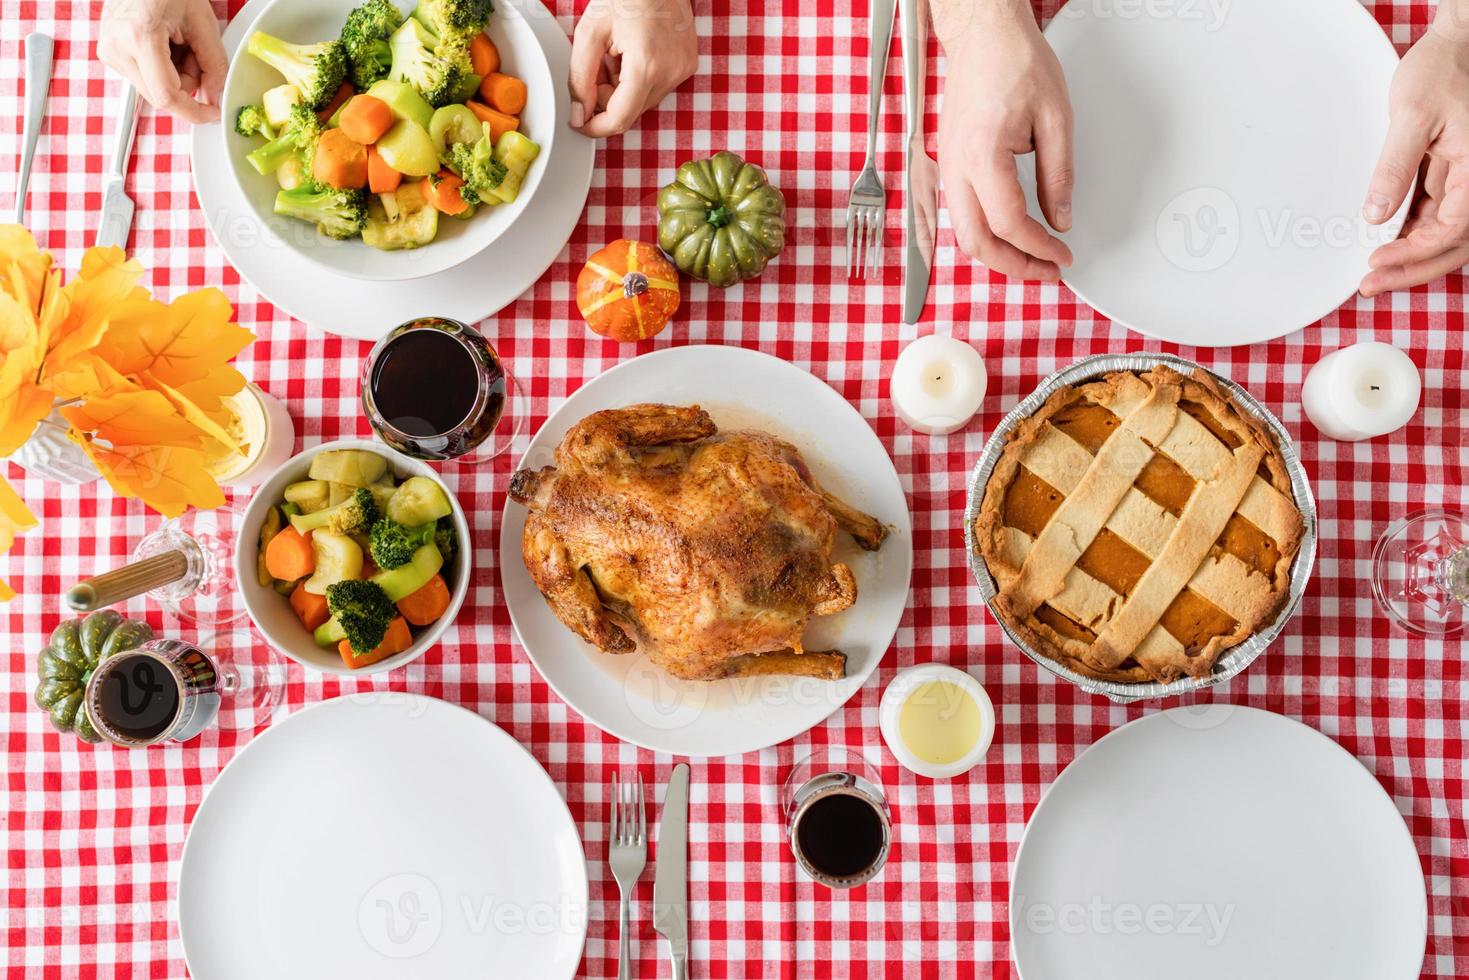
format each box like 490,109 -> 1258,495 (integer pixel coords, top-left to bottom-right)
98,0 -> 227,124
1360,16 -> 1469,297
569,0 -> 699,139
935,1 -> 1073,281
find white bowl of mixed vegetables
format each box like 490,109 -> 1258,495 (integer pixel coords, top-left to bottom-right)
222,0 -> 553,281
237,439 -> 472,675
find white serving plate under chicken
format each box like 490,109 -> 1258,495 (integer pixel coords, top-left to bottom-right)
509,404 -> 888,681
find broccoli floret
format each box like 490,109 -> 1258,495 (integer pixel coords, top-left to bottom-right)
341,0 -> 405,89
433,517 -> 457,567
414,0 -> 494,40
246,101 -> 323,175
325,579 -> 398,654
369,519 -> 434,570
234,104 -> 276,140
245,31 -> 348,110
274,185 -> 368,240
332,487 -> 381,532
443,122 -> 506,204
389,18 -> 463,107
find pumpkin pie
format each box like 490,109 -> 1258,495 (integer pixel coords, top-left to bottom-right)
973,366 -> 1304,685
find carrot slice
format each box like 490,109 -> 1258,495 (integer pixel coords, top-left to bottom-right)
469,33 -> 499,76
367,145 -> 402,194
316,81 -> 354,123
479,73 -> 527,115
466,101 -> 519,142
289,581 -> 331,632
338,616 -> 413,668
265,526 -> 315,581
424,171 -> 469,216
396,574 -> 451,625
338,94 -> 394,145
313,128 -> 369,189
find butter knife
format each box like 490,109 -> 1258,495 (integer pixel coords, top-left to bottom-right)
652,763 -> 690,980
13,32 -> 53,225
901,0 -> 937,324
96,82 -> 141,250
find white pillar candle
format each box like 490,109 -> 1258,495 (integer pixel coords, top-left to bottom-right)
890,334 -> 987,435
1300,342 -> 1421,442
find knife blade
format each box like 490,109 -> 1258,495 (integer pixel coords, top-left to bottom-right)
96,82 -> 140,250
652,762 -> 690,980
901,0 -> 936,324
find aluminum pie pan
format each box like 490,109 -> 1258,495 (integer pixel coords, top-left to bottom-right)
963,352 -> 1318,703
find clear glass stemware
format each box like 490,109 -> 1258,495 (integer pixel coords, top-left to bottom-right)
1371,509 -> 1469,637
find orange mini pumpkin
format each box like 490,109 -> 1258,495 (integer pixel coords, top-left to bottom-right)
576,240 -> 681,341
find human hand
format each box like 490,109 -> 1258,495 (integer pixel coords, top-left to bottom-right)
568,0 -> 699,139
98,0 -> 227,124
935,1 -> 1073,281
1360,26 -> 1469,297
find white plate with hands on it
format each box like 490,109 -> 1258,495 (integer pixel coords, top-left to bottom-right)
178,693 -> 589,979
1010,706 -> 1426,980
191,0 -> 594,336
219,0 -> 554,283
500,345 -> 915,758
1020,0 -> 1410,346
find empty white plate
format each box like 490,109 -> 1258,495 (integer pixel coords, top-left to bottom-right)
1024,0 -> 1409,345
179,694 -> 588,978
500,345 -> 914,757
1011,706 -> 1426,980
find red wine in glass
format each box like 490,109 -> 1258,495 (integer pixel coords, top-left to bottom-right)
362,317 -> 523,462
84,637 -> 282,746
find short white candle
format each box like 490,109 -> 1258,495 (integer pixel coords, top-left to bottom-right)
890,334 -> 987,435
1300,342 -> 1421,442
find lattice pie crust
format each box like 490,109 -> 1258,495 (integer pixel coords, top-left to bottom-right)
974,367 -> 1304,685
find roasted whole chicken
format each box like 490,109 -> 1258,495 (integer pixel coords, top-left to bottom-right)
509,404 -> 888,681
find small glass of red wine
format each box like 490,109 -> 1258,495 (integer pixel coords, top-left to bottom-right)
782,747 -> 892,889
84,634 -> 282,746
361,317 -> 524,463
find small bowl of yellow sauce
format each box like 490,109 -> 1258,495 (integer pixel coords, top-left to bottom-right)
879,664 -> 995,779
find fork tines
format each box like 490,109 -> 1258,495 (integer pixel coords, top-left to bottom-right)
845,175 -> 886,280
610,770 -> 646,847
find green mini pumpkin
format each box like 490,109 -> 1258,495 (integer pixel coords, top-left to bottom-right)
656,151 -> 786,288
33,610 -> 153,743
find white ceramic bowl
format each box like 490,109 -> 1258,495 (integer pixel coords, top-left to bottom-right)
236,438 -> 472,675
221,0 -> 555,282
878,664 -> 996,780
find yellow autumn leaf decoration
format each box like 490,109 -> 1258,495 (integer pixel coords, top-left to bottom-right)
70,435 -> 225,519
60,387 -> 207,451
0,478 -> 38,601
142,371 -> 245,457
97,288 -> 253,389
0,225 -> 256,600
43,246 -> 147,381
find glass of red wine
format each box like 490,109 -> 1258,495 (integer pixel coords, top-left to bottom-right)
83,632 -> 283,746
781,747 -> 892,889
361,316 -> 524,463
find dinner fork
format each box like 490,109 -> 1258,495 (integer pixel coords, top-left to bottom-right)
846,0 -> 898,279
608,771 -> 646,980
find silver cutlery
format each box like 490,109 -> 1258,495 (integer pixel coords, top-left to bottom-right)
96,81 -> 141,250
14,32 -> 53,225
846,0 -> 898,279
608,771 -> 647,980
652,762 -> 690,980
901,0 -> 938,323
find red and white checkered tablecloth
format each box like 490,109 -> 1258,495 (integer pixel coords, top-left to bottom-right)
3,0 -> 1466,976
